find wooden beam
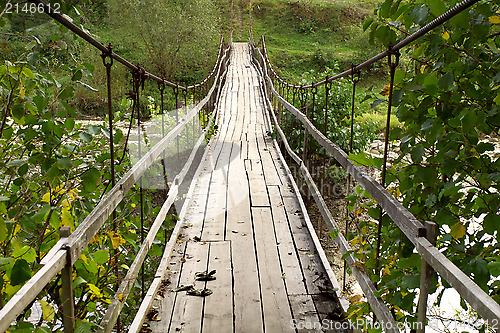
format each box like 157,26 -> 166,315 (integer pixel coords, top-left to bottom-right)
417,221 -> 437,333
415,237 -> 500,325
127,98 -> 220,333
252,47 -> 500,328
0,250 -> 66,333
60,227 -> 75,333
263,88 -> 399,331
65,53 -> 229,265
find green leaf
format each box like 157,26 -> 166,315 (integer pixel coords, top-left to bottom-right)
392,89 -> 404,105
483,214 -> 499,235
81,168 -> 101,192
371,99 -> 385,109
410,146 -> 425,164
348,152 -> 384,168
494,93 -> 500,106
57,157 -> 73,170
12,246 -> 37,262
379,0 -> 394,18
493,71 -> 500,83
65,118 -> 75,131
428,0 -> 446,17
77,80 -> 98,92
363,17 -> 374,31
488,262 -> 500,277
401,274 -> 420,290
59,86 -> 75,100
6,159 -> 26,168
33,96 -> 48,112
0,216 -> 7,242
410,5 -> 429,25
11,103 -> 25,120
0,257 -> 14,271
10,259 -> 32,286
61,101 -> 75,115
450,222 -> 466,239
75,320 -> 93,333
17,163 -> 29,177
71,69 -> 83,81
79,132 -> 92,143
87,126 -> 100,135
438,72 -> 454,90
27,52 -> 40,67
93,250 -> 109,265
74,276 -> 87,287
22,67 -> 35,79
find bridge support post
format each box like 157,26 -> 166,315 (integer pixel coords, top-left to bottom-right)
60,227 -> 75,333
416,221 -> 437,333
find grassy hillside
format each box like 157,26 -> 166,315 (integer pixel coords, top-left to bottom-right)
232,0 -> 384,82
1,0 -> 385,117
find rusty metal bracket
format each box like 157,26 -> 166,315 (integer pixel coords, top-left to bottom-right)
100,43 -> 114,68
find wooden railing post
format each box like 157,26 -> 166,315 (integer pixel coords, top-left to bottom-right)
417,221 -> 437,333
60,226 -> 75,333
302,100 -> 311,163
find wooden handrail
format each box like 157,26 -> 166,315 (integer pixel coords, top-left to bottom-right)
127,64 -> 226,331
252,44 -> 400,332
251,42 -> 500,327
0,42 -> 231,333
98,46 -> 231,333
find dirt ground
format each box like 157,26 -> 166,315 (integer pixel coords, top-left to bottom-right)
303,188 -> 362,300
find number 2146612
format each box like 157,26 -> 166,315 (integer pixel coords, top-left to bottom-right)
4,2 -> 60,14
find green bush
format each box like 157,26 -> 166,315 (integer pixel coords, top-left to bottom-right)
280,67 -> 377,157
348,0 -> 500,327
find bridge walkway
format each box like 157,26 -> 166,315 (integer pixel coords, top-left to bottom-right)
145,43 -> 346,333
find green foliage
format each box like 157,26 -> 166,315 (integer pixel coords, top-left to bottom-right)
0,38 -> 174,331
347,0 -> 500,326
107,0 -> 220,82
251,0 -> 383,78
280,67 -> 377,158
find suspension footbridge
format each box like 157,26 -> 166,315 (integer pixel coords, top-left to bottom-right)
1,0 -> 500,332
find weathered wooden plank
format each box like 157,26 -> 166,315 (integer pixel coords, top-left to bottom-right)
257,124 -> 282,186
202,241 -> 233,333
230,233 -> 263,333
281,194 -> 331,295
225,44 -> 264,333
182,169 -> 211,239
245,159 -> 270,207
252,207 -> 295,333
267,185 -> 307,295
201,158 -> 229,241
289,294 -> 323,333
168,241 -> 210,333
247,124 -> 260,160
0,250 -> 66,333
225,144 -> 252,240
312,294 -> 349,333
416,236 -> 500,324
145,242 -> 185,333
199,77 -> 235,241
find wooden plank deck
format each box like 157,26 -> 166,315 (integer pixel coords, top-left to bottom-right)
145,43 -> 348,333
